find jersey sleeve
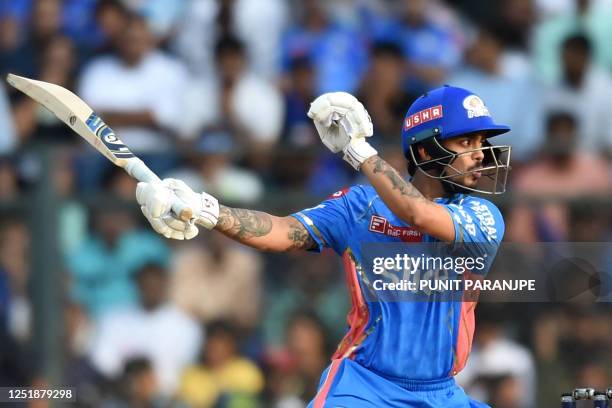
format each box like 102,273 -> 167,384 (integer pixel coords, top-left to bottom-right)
444,197 -> 505,274
290,188 -> 354,255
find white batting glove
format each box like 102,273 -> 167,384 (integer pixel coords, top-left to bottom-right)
307,92 -> 377,170
136,179 -> 219,240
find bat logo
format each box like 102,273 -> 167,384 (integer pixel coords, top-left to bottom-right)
85,113 -> 135,159
69,115 -> 76,126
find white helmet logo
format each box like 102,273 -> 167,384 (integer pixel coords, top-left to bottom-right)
463,95 -> 490,119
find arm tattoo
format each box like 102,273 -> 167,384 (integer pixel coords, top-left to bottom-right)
217,205 -> 273,239
286,217 -> 317,251
365,156 -> 426,200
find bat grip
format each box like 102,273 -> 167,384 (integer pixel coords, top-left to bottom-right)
125,158 -> 194,222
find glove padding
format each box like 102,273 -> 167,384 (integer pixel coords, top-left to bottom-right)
136,178 -> 219,240
307,92 -> 377,169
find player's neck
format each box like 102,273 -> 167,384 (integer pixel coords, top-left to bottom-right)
411,171 -> 449,200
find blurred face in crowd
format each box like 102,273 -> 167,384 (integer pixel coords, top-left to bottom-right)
291,60 -> 315,98
369,48 -> 404,94
96,1 -> 129,46
467,30 -> 501,74
132,368 -> 157,403
562,39 -> 590,86
303,0 -> 327,30
94,209 -> 134,246
119,17 -> 154,66
204,328 -> 237,368
403,0 -> 427,26
546,114 -> 576,162
136,265 -> 168,311
287,316 -> 327,374
218,47 -> 246,85
32,0 -> 61,40
489,376 -> 523,408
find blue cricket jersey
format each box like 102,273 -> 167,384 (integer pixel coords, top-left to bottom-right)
292,185 -> 504,382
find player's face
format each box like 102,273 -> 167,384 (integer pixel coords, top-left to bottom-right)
440,133 -> 486,188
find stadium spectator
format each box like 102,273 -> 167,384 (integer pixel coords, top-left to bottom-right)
533,0 -> 612,83
282,57 -> 319,148
0,157 -> 19,201
262,252 -> 348,347
79,14 -> 189,155
456,308 -> 536,407
373,0 -> 462,93
93,0 -> 130,56
182,35 -> 284,155
283,311 -> 332,405
66,205 -> 170,316
0,0 -> 62,78
358,42 -> 417,143
11,35 -> 78,144
167,132 -> 264,204
90,263 -> 202,397
281,0 -> 368,93
100,357 -> 177,408
170,232 -> 262,331
507,111 -> 611,242
541,33 -> 612,155
448,27 -> 543,160
172,0 -> 287,78
178,320 -> 264,407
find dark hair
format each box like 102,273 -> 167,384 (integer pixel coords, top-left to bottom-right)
207,319 -> 239,340
122,356 -> 152,378
562,33 -> 592,55
134,263 -> 167,282
371,41 -> 403,59
215,35 -> 246,60
545,111 -> 577,132
95,0 -> 129,18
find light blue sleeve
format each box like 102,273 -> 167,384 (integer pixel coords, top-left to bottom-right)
291,188 -> 354,255
444,197 -> 505,275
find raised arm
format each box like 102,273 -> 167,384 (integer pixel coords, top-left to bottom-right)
215,206 -> 316,252
307,92 -> 454,242
360,156 -> 454,242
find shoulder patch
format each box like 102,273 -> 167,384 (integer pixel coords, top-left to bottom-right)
327,187 -> 350,200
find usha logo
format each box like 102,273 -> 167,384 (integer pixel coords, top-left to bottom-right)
404,105 -> 443,130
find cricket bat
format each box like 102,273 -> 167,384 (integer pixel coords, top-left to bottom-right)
6,73 -> 193,221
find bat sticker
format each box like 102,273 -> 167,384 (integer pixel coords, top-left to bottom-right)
86,113 -> 135,158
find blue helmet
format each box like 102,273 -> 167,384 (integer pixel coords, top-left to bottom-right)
401,85 -> 512,194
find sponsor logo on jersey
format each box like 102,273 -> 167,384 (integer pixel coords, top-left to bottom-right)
463,95 -> 490,119
327,187 -> 350,200
404,105 -> 443,130
368,215 -> 422,242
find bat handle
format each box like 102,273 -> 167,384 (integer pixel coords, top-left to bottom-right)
125,158 -> 194,222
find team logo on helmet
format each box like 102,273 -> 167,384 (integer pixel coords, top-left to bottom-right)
463,95 -> 490,119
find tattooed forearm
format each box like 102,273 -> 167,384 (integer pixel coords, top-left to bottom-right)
286,217 -> 317,251
216,205 -> 273,239
365,156 -> 426,199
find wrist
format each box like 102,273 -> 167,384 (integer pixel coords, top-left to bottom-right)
342,138 -> 378,170
194,191 -> 220,230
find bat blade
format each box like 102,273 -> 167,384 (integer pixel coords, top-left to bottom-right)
6,73 -> 194,222
6,73 -> 134,166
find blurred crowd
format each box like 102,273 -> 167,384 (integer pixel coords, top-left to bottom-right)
0,0 -> 611,407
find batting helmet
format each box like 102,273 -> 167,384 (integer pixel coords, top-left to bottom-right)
401,85 -> 512,195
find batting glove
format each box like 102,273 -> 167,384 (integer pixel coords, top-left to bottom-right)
307,92 -> 377,170
136,179 -> 219,240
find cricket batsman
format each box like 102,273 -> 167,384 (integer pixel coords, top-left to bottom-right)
135,85 -> 512,407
